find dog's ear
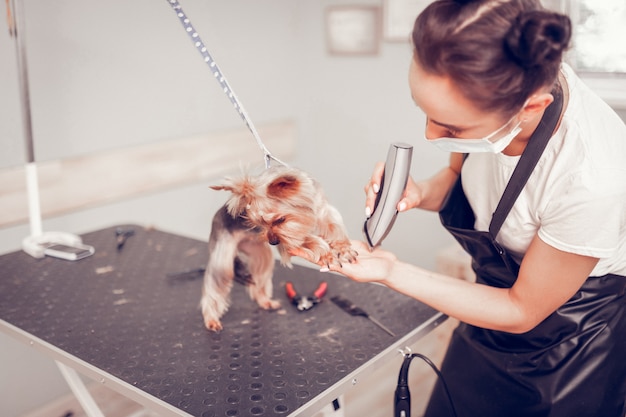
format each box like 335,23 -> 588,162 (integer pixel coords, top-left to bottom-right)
211,178 -> 258,216
209,185 -> 232,192
267,175 -> 301,199
210,178 -> 252,195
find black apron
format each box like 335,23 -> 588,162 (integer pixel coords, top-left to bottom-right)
424,89 -> 626,417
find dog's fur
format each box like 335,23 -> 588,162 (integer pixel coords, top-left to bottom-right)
200,166 -> 357,331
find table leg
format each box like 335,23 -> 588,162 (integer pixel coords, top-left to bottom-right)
56,361 -> 105,417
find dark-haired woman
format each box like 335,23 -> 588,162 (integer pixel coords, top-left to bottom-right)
293,0 -> 626,415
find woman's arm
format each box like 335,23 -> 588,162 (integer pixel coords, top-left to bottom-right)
331,235 -> 598,334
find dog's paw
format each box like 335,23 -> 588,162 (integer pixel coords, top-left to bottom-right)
259,299 -> 281,311
319,251 -> 342,269
339,247 -> 359,264
331,241 -> 358,265
204,318 -> 223,332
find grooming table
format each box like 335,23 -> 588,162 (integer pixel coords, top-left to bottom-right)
0,225 -> 446,417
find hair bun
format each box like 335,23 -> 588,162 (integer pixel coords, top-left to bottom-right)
505,10 -> 571,69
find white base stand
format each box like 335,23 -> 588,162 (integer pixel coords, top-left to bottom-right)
22,231 -> 84,258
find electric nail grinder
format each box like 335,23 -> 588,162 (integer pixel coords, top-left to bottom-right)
363,142 -> 413,249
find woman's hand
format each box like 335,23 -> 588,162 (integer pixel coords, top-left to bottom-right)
364,162 -> 422,217
329,240 -> 398,283
290,240 -> 398,285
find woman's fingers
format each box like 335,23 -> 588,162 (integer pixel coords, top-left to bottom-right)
397,177 -> 421,212
365,162 -> 385,217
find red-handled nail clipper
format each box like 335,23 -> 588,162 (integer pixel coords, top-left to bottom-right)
285,281 -> 328,311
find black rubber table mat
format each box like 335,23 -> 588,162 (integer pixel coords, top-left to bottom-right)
0,225 -> 442,417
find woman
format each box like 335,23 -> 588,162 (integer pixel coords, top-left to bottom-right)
295,0 -> 626,415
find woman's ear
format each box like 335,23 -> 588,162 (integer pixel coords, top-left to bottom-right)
519,92 -> 554,122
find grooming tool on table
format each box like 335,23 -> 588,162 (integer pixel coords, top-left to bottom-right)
285,281 -> 328,312
331,295 -> 395,336
166,0 -> 286,168
115,227 -> 135,251
364,142 -> 413,249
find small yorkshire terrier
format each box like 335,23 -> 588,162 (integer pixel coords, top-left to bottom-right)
200,165 -> 357,331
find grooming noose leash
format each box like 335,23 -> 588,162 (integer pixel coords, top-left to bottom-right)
166,0 -> 286,169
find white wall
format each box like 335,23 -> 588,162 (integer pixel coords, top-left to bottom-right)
0,1 -> 450,415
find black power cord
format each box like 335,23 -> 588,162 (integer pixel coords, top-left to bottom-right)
394,352 -> 458,417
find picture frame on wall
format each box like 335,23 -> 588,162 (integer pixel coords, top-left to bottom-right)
326,6 -> 380,55
383,0 -> 430,41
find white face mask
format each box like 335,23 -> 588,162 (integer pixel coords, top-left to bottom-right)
425,117 -> 522,154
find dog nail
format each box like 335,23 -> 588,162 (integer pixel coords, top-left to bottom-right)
320,267 -> 330,273
373,183 -> 380,193
398,201 -> 407,212
365,206 -> 372,217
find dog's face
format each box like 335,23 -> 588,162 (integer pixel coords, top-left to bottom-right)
211,167 -> 320,248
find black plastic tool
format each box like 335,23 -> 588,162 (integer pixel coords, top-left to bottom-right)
115,227 -> 135,251
331,295 -> 395,336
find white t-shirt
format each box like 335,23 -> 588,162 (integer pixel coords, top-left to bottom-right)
462,64 -> 626,277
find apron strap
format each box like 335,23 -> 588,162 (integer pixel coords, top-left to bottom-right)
489,84 -> 564,238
